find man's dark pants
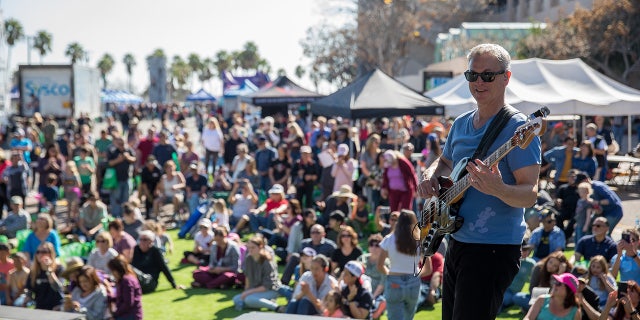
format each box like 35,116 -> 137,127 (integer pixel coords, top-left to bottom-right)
442,238 -> 520,320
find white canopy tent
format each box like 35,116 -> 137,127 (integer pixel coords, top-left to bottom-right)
425,58 -> 640,151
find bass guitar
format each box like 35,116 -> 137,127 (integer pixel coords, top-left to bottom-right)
419,107 -> 550,257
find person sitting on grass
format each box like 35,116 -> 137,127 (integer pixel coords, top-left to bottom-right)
341,261 -> 373,319
182,219 -> 213,266
528,210 -> 566,261
22,214 -> 61,261
228,178 -> 258,234
131,230 -> 184,293
348,195 -> 370,239
0,196 -> 31,239
321,289 -> 345,318
191,227 -> 241,289
67,266 -> 108,320
87,231 -> 118,275
285,254 -> 339,315
106,255 -> 143,320
524,273 -> 581,320
232,234 -> 281,312
76,191 -> 108,242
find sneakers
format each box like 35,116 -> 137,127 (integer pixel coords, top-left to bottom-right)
191,281 -> 202,288
275,305 -> 286,313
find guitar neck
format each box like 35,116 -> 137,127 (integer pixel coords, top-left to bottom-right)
443,140 -> 516,205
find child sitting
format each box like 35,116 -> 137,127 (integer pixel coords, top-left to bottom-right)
7,252 -> 29,306
575,182 -> 598,242
322,289 -> 345,318
40,173 -> 59,217
210,199 -> 230,232
583,255 -> 616,308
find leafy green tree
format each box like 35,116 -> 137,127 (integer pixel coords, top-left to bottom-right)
4,18 -> 24,72
97,53 -> 115,89
123,53 -> 136,92
65,42 -> 87,64
300,23 -> 358,88
517,0 -> 640,88
198,58 -> 215,86
32,30 -> 53,64
238,41 -> 259,71
295,65 -> 306,79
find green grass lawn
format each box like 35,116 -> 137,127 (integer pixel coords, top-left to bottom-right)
142,230 -> 560,319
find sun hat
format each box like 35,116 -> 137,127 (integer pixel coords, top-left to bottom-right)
552,273 -> 579,294
10,196 -> 23,205
268,184 -> 285,194
345,260 -> 365,278
61,257 -> 85,278
332,185 -> 354,198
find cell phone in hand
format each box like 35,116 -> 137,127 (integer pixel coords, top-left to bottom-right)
618,282 -> 628,299
622,233 -> 631,243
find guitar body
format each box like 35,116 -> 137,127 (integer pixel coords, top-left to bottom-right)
419,162 -> 467,257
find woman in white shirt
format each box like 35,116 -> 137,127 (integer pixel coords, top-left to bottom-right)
201,117 -> 225,175
377,209 -> 420,320
87,231 -> 118,275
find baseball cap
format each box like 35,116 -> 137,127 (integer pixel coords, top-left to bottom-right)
302,247 -> 317,257
300,145 -> 312,154
337,144 -> 349,156
189,161 -> 198,170
198,219 -> 211,229
344,260 -> 365,278
329,210 -> 345,222
10,196 -> 22,205
257,134 -> 267,141
552,273 -> 578,294
268,184 -> 285,194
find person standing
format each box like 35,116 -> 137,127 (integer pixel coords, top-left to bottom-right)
106,137 -> 136,218
419,43 -> 541,319
377,209 -> 420,320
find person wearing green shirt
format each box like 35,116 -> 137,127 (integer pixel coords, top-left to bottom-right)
74,147 -> 96,195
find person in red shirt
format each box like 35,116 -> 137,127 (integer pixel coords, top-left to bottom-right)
136,126 -> 159,169
248,184 -> 288,232
418,252 -> 444,308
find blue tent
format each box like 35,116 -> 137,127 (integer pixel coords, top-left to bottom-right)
101,89 -> 143,104
186,88 -> 217,102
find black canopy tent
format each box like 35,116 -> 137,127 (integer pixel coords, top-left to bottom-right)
240,76 -> 324,117
311,68 -> 444,119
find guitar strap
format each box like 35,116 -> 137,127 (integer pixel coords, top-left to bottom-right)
471,105 -> 521,161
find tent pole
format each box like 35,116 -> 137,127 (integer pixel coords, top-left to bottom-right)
628,115 -> 632,154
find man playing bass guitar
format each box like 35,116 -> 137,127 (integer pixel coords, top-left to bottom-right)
419,43 -> 541,320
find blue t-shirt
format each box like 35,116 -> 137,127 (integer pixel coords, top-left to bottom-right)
442,109 -> 541,245
22,230 -> 62,260
611,251 -> 640,284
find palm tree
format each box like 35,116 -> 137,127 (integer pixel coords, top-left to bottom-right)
32,30 -> 53,64
65,42 -> 87,65
4,18 -> 24,73
199,58 -> 215,90
213,50 -> 233,79
123,53 -> 136,92
97,53 -> 115,89
238,41 -> 259,71
187,53 -> 202,90
170,55 -> 191,92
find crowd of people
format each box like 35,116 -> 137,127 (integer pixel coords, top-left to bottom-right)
0,43 -> 638,320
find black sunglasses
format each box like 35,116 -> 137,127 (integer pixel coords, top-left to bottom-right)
464,70 -> 506,82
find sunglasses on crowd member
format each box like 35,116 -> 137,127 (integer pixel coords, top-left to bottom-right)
369,241 -> 380,247
464,70 -> 506,82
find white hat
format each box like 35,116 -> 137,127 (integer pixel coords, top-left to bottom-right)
198,219 -> 212,229
268,184 -> 285,194
332,184 -> 354,198
300,145 -> 312,154
344,260 -> 365,278
337,143 -> 349,156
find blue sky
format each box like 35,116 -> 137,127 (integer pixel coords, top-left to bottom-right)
2,0 -> 345,95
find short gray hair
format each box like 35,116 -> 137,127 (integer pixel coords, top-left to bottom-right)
138,230 -> 156,243
467,43 -> 511,71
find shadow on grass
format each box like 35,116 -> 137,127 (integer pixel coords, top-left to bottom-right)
213,305 -> 243,320
172,287 -> 241,302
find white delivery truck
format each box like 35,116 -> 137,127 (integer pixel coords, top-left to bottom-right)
18,64 -> 101,119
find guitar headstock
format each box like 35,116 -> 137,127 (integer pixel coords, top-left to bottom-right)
512,107 -> 549,149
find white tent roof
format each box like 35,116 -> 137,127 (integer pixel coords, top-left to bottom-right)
425,58 -> 640,117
